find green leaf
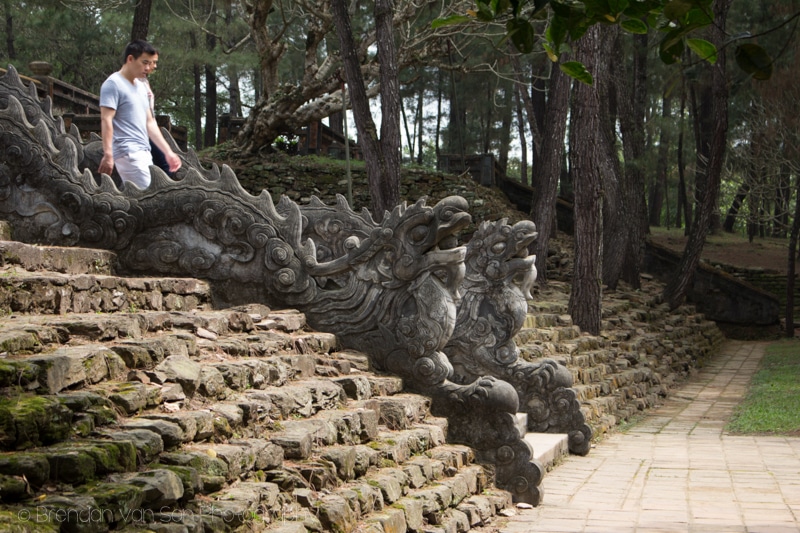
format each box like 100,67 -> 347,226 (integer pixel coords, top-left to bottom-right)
663,0 -> 693,21
608,0 -> 630,15
686,38 -> 717,64
492,0 -> 511,16
431,14 -> 472,29
621,18 -> 648,34
547,15 -> 568,49
476,0 -> 495,21
659,35 -> 684,64
568,18 -> 593,41
560,61 -> 593,85
735,43 -> 773,80
508,18 -> 536,54
543,42 -> 559,62
685,7 -> 713,25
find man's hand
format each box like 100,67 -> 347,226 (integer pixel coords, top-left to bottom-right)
165,151 -> 181,173
98,153 -> 114,176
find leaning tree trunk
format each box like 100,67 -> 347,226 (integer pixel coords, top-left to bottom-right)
568,25 -> 604,335
664,0 -> 732,309
331,0 -> 400,219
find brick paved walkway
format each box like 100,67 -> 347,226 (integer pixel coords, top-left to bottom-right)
499,340 -> 800,533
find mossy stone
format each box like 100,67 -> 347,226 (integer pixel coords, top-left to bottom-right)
52,440 -> 137,475
46,449 -> 97,485
0,360 -> 40,389
77,481 -> 144,526
0,508 -> 58,533
0,395 -> 73,450
0,451 -> 50,487
0,473 -> 28,501
153,464 -> 202,501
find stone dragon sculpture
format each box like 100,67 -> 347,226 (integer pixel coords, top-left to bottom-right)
446,219 -> 592,455
0,65 -> 590,503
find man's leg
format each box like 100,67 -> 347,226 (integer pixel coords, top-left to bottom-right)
115,150 -> 154,189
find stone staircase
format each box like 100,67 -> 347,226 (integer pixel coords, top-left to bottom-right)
0,230 -> 513,532
0,222 -> 728,532
516,277 -> 725,439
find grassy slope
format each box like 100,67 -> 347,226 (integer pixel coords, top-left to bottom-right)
726,339 -> 800,436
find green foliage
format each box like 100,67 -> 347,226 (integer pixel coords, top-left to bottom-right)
433,0 -> 775,84
726,340 -> 800,435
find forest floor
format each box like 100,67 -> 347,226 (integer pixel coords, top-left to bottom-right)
648,226 -> 789,274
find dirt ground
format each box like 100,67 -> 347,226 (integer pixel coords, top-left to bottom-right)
648,227 -> 789,274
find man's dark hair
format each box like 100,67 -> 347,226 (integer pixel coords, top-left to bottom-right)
123,40 -> 158,63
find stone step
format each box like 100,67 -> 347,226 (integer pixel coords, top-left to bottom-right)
0,240 -> 117,276
0,266 -> 211,315
524,432 -> 570,471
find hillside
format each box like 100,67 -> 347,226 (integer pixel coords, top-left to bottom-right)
200,148 -> 787,277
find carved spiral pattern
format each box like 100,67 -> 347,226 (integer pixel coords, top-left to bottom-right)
412,355 -> 450,385
275,268 -> 296,287
510,475 -> 530,494
496,445 -> 515,465
178,247 -> 216,272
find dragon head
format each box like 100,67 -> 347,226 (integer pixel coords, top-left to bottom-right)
378,196 -> 471,296
464,218 -> 538,298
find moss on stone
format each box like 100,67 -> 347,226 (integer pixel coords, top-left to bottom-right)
0,395 -> 73,450
0,508 -> 59,533
86,405 -> 118,426
0,360 -> 39,389
77,481 -> 144,525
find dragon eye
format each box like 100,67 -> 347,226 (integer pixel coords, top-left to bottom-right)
409,224 -> 429,243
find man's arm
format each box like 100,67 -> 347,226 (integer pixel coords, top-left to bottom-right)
146,111 -> 182,173
98,106 -> 116,176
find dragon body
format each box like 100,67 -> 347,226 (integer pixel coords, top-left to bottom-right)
0,65 -> 589,503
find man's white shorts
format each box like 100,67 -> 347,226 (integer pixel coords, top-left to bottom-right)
115,150 -> 153,189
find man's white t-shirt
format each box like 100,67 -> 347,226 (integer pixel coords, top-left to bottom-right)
99,72 -> 151,159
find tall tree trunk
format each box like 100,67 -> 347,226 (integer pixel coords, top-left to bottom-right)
774,164 -> 791,238
515,86 -> 528,185
130,0 -> 152,41
676,78 -> 691,231
786,175 -> 800,336
482,82 -> 493,154
618,30 -> 648,288
331,0 -> 400,219
531,63 -> 570,284
435,69 -> 443,161
4,1 -> 15,60
664,0 -> 732,309
228,67 -> 242,117
601,26 -> 628,291
191,29 -> 203,150
569,25 -> 604,334
204,22 -> 218,148
416,89 -> 424,165
649,90 -> 672,226
498,85 -> 512,171
193,64 -> 203,149
204,65 -> 218,148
